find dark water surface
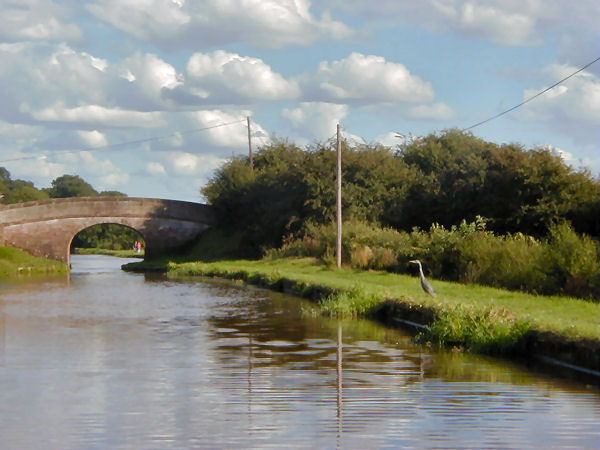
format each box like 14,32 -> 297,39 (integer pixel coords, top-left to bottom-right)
0,255 -> 598,449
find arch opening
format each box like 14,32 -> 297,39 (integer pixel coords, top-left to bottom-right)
70,223 -> 146,257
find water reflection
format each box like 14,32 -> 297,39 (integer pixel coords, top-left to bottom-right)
0,255 -> 597,449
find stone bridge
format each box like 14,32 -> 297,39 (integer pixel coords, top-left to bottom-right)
0,197 -> 215,264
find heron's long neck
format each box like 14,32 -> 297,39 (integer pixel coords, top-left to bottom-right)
418,263 -> 425,280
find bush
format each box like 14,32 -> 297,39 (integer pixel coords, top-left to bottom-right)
417,307 -> 531,354
539,222 -> 599,299
456,231 -> 546,292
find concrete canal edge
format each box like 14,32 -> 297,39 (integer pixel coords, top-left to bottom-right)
123,261 -> 600,379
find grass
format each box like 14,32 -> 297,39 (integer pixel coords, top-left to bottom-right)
156,257 -> 599,370
0,246 -> 68,277
72,247 -> 144,258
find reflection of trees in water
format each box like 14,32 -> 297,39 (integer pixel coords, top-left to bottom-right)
202,281 -> 581,389
205,288 -> 428,386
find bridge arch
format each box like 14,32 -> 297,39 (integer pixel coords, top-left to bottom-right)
69,222 -> 146,254
0,197 -> 215,265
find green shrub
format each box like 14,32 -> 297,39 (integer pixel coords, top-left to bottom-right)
456,231 -> 546,292
539,222 -> 599,299
319,285 -> 384,317
418,307 -> 531,354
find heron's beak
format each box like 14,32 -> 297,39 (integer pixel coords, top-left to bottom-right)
409,260 -> 417,264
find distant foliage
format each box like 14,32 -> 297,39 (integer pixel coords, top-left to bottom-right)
0,168 -> 128,204
71,224 -> 143,251
0,168 -> 50,203
43,174 -> 98,198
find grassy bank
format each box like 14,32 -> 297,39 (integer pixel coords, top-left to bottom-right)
129,257 -> 599,372
72,247 -> 144,258
0,246 -> 68,277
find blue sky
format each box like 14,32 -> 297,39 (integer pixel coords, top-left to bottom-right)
0,0 -> 598,202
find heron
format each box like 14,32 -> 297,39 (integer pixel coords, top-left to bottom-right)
409,260 -> 436,297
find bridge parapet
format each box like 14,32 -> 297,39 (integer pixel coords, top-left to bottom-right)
0,197 -> 215,264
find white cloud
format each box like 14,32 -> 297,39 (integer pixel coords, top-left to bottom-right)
23,103 -> 165,128
445,2 -> 537,46
54,150 -> 130,190
407,102 -> 455,120
77,130 -> 108,148
374,132 -> 403,147
88,0 -> 351,49
98,172 -> 129,188
185,50 -> 299,102
517,65 -> 600,143
170,152 -> 225,175
282,102 -> 348,140
309,53 -> 434,103
87,0 -> 191,42
0,120 -> 41,142
0,43 -> 110,121
187,109 -> 266,148
332,0 -> 599,52
540,144 -> 575,163
0,43 -> 187,119
114,52 -> 183,108
146,161 -> 167,176
10,155 -> 64,180
0,0 -> 82,42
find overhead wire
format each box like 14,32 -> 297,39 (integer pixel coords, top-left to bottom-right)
0,118 -> 247,164
462,56 -> 600,131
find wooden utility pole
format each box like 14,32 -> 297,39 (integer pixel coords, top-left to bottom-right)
336,123 -> 342,269
247,116 -> 253,170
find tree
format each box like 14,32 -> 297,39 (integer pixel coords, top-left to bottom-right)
396,130 -> 599,236
45,174 -> 98,198
201,139 -> 414,255
99,190 -> 127,197
0,167 -> 50,204
477,145 -> 598,235
396,130 -> 495,230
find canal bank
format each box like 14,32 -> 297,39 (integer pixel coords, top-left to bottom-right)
0,246 -> 67,277
124,257 -> 599,377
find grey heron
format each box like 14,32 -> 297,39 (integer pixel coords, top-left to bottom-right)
409,260 -> 436,297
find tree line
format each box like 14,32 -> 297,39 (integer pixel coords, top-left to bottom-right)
202,129 -> 599,255
0,170 -> 140,250
0,169 -> 127,202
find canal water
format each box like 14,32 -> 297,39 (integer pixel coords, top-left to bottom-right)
0,255 -> 598,449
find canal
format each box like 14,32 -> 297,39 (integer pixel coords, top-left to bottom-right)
0,255 -> 598,448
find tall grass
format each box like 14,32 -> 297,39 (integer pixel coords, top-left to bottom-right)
417,307 -> 532,354
318,285 -> 385,317
267,218 -> 599,300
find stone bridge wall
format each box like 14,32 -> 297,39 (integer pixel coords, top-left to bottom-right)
0,197 -> 215,264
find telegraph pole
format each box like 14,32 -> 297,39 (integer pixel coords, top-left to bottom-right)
247,116 -> 253,170
336,123 -> 342,269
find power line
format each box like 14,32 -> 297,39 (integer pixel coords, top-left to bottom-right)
462,56 -> 600,131
0,119 -> 246,164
